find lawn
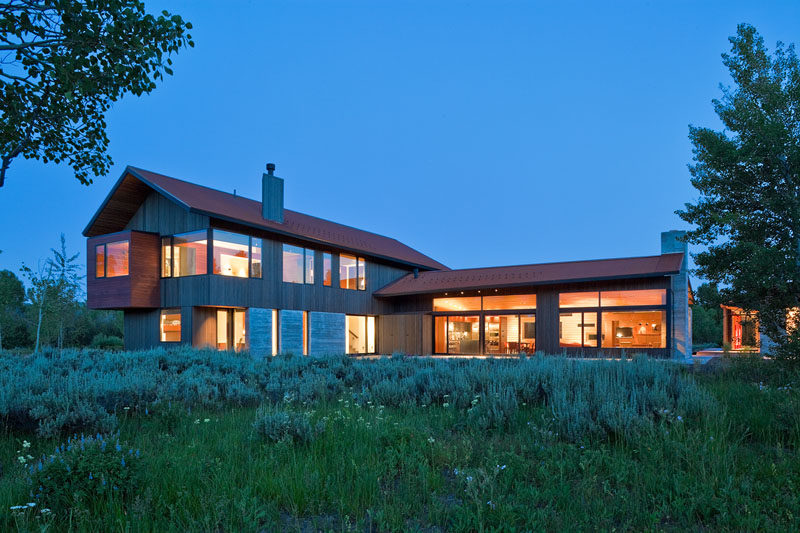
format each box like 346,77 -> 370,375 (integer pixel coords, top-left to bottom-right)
0,350 -> 798,531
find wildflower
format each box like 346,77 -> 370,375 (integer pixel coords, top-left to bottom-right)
22,440 -> 31,449
487,500 -> 496,509
27,502 -> 36,508
194,419 -> 201,424
427,436 -> 435,444
453,468 -> 460,476
443,403 -> 450,408
18,456 -> 26,464
123,406 -> 130,410
115,443 -> 122,452
204,418 -> 210,423
466,475 -> 473,482
677,415 -> 683,422
41,508 -> 51,514
89,472 -> 93,480
580,446 -> 585,449
10,505 -> 26,510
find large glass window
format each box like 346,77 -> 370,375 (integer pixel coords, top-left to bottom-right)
323,253 -> 332,286
340,254 -> 358,290
600,289 -> 666,307
484,314 -> 536,354
95,240 -> 129,278
160,309 -> 181,342
431,315 -> 482,354
433,297 -> 481,312
283,244 -> 314,284
216,308 -> 247,351
173,231 -> 208,276
483,294 -> 536,310
213,230 -> 250,278
559,292 -> 599,308
601,310 -> 666,348
560,311 -> 597,348
346,315 -> 376,354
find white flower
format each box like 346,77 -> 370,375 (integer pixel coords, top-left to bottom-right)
443,403 -> 450,408
466,476 -> 473,482
17,456 -> 26,464
427,437 -> 435,444
26,502 -> 36,507
203,418 -> 210,423
194,419 -> 200,424
22,440 -> 31,449
41,508 -> 51,514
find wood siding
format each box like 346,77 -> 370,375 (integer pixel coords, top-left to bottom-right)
123,309 -> 160,350
125,190 -> 209,235
87,231 -> 160,309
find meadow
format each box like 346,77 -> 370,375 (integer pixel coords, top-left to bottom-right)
0,349 -> 798,531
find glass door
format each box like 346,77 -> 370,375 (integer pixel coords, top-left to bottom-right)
217,309 -> 247,351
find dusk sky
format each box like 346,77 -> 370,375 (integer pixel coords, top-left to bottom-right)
1,1 -> 799,287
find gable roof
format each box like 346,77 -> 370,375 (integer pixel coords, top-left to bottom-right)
373,253 -> 684,297
83,166 -> 448,271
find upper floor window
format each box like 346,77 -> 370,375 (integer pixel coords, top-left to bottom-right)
283,244 -> 314,284
95,240 -> 129,278
212,230 -> 262,278
340,254 -> 366,290
162,230 -> 207,277
323,253 -> 332,286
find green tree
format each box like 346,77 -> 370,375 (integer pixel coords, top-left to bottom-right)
0,268 -> 29,350
677,24 -> 800,361
0,0 -> 193,187
46,233 -> 83,352
20,260 -> 54,353
691,283 -> 723,347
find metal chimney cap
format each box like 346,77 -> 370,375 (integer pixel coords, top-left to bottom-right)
266,163 -> 276,175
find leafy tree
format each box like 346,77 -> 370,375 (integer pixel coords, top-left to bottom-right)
0,0 -> 193,187
692,283 -> 723,347
677,24 -> 800,361
0,268 -> 29,349
20,260 -> 54,353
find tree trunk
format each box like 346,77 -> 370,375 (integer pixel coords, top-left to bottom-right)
34,299 -> 44,354
58,319 -> 63,355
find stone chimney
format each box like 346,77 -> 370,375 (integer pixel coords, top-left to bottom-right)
262,163 -> 284,223
661,230 -> 693,363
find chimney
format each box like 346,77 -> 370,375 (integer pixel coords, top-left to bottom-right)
262,163 -> 284,223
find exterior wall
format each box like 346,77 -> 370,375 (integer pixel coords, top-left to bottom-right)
87,231 -> 160,309
309,312 -> 346,356
123,309 -> 160,351
279,309 -> 304,355
125,190 -> 209,235
378,313 -> 431,355
192,307 -> 216,349
247,307 -> 274,358
661,231 -> 693,362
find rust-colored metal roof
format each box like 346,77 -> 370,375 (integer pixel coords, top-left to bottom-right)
374,253 -> 684,296
83,166 -> 448,271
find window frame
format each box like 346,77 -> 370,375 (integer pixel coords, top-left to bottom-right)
162,229 -> 210,278
159,308 -> 182,343
345,314 -> 377,355
323,252 -> 332,287
282,243 -> 315,284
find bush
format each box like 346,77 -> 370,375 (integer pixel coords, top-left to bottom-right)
89,334 -> 124,350
252,406 -> 322,444
467,385 -> 518,431
26,433 -> 142,513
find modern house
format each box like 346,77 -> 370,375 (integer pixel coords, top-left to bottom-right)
84,165 -> 693,362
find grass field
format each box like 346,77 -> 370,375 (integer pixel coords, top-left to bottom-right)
1,351 -> 798,531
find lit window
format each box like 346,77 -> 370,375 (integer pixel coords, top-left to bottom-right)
601,310 -> 666,348
358,257 -> 366,290
283,244 -> 314,284
251,238 -> 262,278
484,314 -> 536,354
161,237 -> 172,277
433,297 -> 481,312
160,309 -> 181,342
173,231 -> 208,276
346,315 -> 376,354
340,254 -> 358,290
323,253 -> 332,286
95,244 -> 105,278
559,312 -> 597,348
600,289 -> 666,307
213,230 -> 250,278
483,294 -> 536,310
95,240 -> 129,278
433,315 -> 480,354
559,292 -> 599,308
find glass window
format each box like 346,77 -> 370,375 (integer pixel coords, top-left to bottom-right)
346,315 -> 376,354
340,254 -> 358,290
323,253 -> 332,286
283,244 -> 304,283
104,240 -> 129,277
271,309 -> 278,356
251,238 -> 262,278
433,297 -> 481,312
305,249 -> 315,284
303,311 -> 309,355
485,315 -> 520,354
521,314 -> 536,352
173,231 -> 208,276
447,316 -> 481,354
160,309 -> 181,342
358,257 -> 366,290
95,244 -> 105,278
213,230 -> 250,278
600,289 -> 667,307
483,294 -> 536,310
602,310 -> 666,348
559,292 -> 599,308
560,311 -> 597,348
161,237 -> 172,277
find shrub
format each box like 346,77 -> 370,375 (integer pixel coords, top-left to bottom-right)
252,406 -> 323,444
89,334 -> 124,351
26,433 -> 142,513
467,385 -> 518,431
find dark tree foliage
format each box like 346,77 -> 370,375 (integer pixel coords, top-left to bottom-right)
692,283 -> 723,347
0,268 -> 30,348
678,24 -> 800,361
0,0 -> 193,187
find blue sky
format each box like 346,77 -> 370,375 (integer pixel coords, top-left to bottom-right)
1,0 -> 799,285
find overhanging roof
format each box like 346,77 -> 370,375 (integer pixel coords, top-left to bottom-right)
374,253 -> 685,297
83,166 -> 448,271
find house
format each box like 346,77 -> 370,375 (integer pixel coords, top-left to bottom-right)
84,165 -> 693,362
